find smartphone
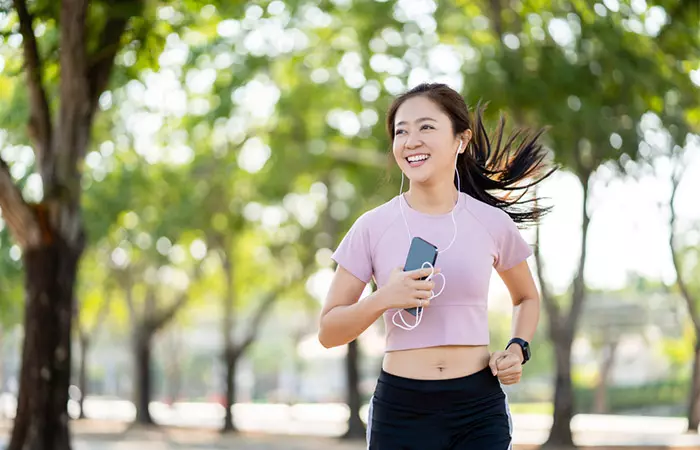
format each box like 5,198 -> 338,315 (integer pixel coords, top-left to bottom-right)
402,237 -> 438,316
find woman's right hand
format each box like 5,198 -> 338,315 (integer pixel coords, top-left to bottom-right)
377,266 -> 440,311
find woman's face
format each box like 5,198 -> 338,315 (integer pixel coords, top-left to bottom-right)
392,96 -> 465,186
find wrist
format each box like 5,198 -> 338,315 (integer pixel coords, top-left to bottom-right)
506,337 -> 530,364
505,344 -> 524,361
368,288 -> 392,314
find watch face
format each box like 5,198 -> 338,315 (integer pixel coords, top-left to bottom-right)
517,340 -> 530,361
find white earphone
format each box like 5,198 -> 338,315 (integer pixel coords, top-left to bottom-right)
392,138 -> 465,331
392,261 -> 446,330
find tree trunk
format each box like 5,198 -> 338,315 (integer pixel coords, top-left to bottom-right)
593,340 -> 618,415
78,334 -> 89,419
542,172 -> 591,450
342,340 -> 365,440
0,1 -> 130,447
688,340 -> 700,433
668,151 -> 700,434
222,351 -> 238,432
9,239 -> 81,450
133,330 -> 154,426
543,339 -> 576,449
220,244 -> 239,433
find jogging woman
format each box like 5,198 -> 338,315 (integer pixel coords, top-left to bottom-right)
319,83 -> 554,449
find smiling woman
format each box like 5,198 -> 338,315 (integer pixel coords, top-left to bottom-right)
386,83 -> 556,223
319,82 -> 556,449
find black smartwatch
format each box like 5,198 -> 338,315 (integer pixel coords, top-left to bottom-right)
506,338 -> 531,364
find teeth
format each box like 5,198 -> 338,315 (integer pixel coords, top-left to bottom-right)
407,155 -> 429,162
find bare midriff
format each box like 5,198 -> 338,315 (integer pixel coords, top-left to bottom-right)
382,345 -> 491,380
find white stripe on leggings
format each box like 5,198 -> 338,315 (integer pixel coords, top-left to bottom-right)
504,390 -> 513,450
366,395 -> 374,449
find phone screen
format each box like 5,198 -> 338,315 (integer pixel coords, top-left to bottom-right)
403,237 -> 438,316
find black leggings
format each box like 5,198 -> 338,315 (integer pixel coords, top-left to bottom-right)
366,367 -> 512,450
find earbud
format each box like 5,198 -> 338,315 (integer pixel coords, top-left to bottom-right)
455,139 -> 462,191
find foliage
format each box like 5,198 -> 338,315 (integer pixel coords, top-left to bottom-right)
0,0 -> 698,425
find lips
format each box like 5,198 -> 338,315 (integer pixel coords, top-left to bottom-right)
406,154 -> 430,167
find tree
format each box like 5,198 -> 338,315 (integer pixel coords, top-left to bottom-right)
71,0 -> 329,430
667,144 -> 700,432
103,164 -> 207,426
0,0 -> 172,447
121,271 -> 199,425
216,230 -> 320,432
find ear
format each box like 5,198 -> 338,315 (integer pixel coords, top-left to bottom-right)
461,130 -> 473,151
458,130 -> 473,154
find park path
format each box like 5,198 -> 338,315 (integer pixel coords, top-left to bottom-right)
1,418 -> 699,449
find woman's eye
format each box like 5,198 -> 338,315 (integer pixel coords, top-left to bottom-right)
395,129 -> 405,135
421,125 -> 434,130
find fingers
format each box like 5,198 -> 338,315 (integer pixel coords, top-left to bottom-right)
413,289 -> 433,299
415,298 -> 431,308
409,279 -> 435,292
498,374 -> 521,385
496,353 -> 522,371
496,354 -> 522,384
496,363 -> 522,377
406,267 -> 440,279
489,351 -> 504,376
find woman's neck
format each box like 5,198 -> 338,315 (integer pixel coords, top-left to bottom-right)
404,182 -> 459,215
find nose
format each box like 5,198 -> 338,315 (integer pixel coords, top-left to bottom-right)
403,131 -> 422,150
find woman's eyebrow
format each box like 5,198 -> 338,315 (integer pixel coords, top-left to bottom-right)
396,117 -> 437,126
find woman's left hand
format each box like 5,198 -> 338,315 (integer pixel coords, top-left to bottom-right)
488,350 -> 523,385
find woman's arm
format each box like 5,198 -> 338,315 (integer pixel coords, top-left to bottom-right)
499,259 -> 540,358
488,260 -> 540,383
318,265 -> 436,348
318,266 -> 387,348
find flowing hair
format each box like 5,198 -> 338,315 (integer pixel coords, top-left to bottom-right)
386,83 -> 556,225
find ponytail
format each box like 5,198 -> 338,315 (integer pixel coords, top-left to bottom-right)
456,102 -> 556,225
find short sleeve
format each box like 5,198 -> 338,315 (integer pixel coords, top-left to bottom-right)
331,213 -> 373,284
494,213 -> 533,272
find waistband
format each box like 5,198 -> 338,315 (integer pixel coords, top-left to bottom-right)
374,366 -> 503,412
378,366 -> 498,392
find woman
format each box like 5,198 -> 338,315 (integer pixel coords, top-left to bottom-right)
318,83 -> 554,449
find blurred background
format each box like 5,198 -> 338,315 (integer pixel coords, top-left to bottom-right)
0,0 -> 699,449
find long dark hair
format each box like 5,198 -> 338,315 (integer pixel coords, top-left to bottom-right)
386,83 -> 556,225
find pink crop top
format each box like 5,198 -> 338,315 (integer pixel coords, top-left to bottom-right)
331,192 -> 533,352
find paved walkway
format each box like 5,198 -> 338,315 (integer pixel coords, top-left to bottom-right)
63,432 -> 700,450
1,420 -> 697,450
52,425 -> 700,450
2,418 -> 700,449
